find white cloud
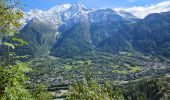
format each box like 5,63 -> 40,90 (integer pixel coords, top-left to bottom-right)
114,0 -> 170,18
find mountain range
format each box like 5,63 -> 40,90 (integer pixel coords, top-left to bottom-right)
2,3 -> 170,58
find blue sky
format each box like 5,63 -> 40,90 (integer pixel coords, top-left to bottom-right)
21,0 -> 168,11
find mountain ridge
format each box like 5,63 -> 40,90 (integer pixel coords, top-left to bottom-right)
8,3 -> 170,58
22,3 -> 139,28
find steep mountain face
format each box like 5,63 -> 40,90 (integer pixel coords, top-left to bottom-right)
19,18 -> 57,56
97,26 -> 134,54
51,21 -> 94,58
89,9 -> 133,46
99,12 -> 170,57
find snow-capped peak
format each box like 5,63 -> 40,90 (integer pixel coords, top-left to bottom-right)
71,3 -> 88,10
22,3 -> 90,28
48,4 -> 72,14
22,3 -> 139,29
41,3 -> 88,15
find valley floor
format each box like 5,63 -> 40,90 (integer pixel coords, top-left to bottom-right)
29,52 -> 170,86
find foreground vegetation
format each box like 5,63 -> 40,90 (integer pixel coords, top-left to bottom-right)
0,0 -> 52,100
